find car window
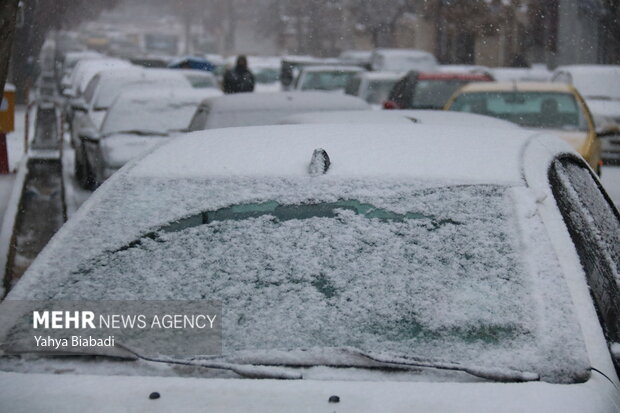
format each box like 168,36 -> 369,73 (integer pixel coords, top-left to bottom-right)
82,74 -> 100,105
39,179 -> 588,383
301,71 -> 358,91
450,91 -> 589,131
412,79 -> 470,109
188,104 -> 210,131
366,79 -> 398,104
184,74 -> 216,88
344,76 -> 361,96
550,157 -> 620,345
254,68 -> 280,84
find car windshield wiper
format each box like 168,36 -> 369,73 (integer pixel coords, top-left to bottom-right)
0,342 -> 302,380
221,346 -> 540,383
335,347 -> 540,382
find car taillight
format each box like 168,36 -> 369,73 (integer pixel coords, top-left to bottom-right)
383,100 -> 399,110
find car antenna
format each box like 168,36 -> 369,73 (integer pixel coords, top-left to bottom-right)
308,148 -> 331,176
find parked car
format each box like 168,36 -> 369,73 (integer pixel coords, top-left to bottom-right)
370,48 -> 438,73
187,91 -> 370,131
75,88 -> 219,189
552,65 -> 620,164
293,66 -> 365,93
281,109 -> 519,129
445,82 -> 603,173
71,68 -> 199,151
344,72 -> 401,108
385,71 -> 494,110
2,123 -> 620,411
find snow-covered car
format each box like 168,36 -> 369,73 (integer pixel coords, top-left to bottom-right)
187,91 -> 370,131
293,65 -> 365,93
76,88 -> 219,189
344,71 -> 401,108
370,48 -> 438,73
71,68 -> 200,155
2,123 -> 620,412
552,65 -> 620,164
445,81 -> 603,173
281,109 -> 519,129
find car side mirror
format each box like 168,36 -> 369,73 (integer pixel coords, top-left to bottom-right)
71,98 -> 88,113
80,128 -> 100,143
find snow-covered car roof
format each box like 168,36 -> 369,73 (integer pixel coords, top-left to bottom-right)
130,124 -> 557,182
199,91 -> 370,112
352,71 -> 402,81
191,92 -> 370,130
439,64 -> 491,74
552,65 -> 620,101
299,65 -> 365,73
75,58 -> 133,94
455,81 -> 579,94
490,66 -> 552,83
281,109 -> 519,129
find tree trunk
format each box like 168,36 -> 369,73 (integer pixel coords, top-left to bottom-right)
0,0 -> 19,97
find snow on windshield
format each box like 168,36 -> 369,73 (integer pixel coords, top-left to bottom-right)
94,75 -> 189,110
100,93 -> 204,135
10,176 -> 588,383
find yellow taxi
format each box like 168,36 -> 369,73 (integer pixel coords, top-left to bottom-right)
444,82 -> 602,173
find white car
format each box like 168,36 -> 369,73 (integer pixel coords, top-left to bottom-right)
344,71 -> 402,108
370,48 -> 438,73
281,109 -> 520,129
1,123 -> 619,411
71,68 -> 199,151
293,65 -> 365,93
552,65 -> 620,124
76,88 -> 219,188
551,65 -> 620,163
187,91 -> 370,130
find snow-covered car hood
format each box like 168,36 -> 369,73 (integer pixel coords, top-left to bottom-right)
101,133 -> 169,169
1,371 -> 618,412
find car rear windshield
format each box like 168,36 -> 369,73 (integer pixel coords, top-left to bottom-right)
366,79 -> 398,104
411,79 -> 472,109
43,178 -> 587,383
301,71 -> 359,91
449,91 -> 589,131
100,96 -> 201,135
